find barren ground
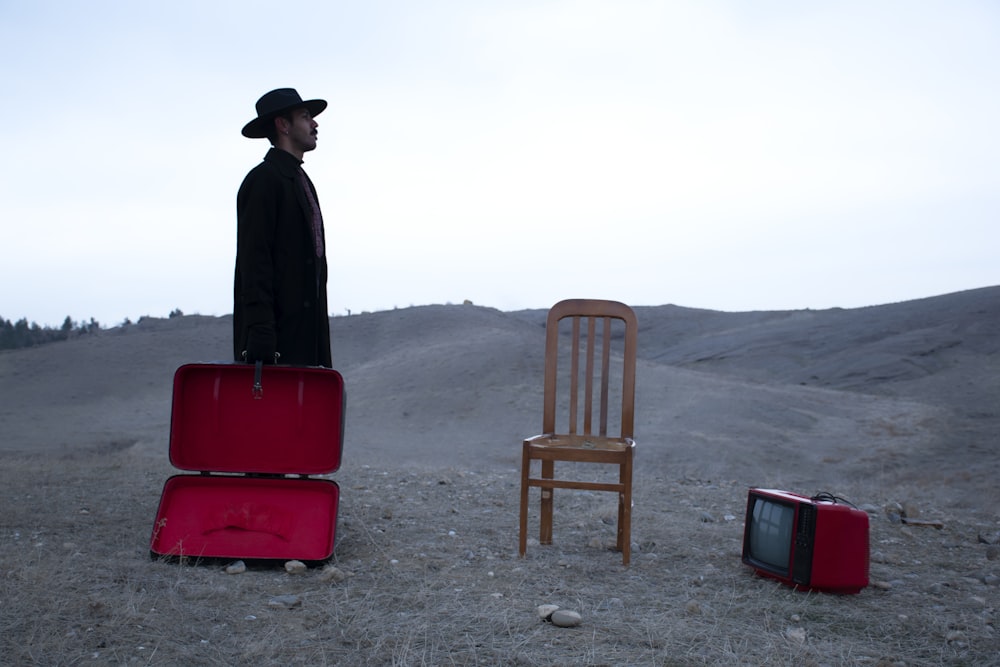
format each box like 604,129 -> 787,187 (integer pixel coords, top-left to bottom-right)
1,288 -> 998,665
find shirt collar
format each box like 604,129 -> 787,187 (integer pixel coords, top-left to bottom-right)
264,147 -> 305,177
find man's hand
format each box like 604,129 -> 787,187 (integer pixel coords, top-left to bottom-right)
245,325 -> 277,363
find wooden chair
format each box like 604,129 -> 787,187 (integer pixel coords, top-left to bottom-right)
519,299 -> 638,565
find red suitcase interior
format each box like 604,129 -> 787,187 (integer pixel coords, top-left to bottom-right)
150,363 -> 345,562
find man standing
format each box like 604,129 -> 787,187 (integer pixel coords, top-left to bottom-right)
234,88 -> 332,367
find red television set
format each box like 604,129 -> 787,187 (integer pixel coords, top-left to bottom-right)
741,488 -> 869,594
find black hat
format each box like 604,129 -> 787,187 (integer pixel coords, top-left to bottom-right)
242,88 -> 327,139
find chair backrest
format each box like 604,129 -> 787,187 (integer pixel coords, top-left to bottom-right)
541,299 -> 638,439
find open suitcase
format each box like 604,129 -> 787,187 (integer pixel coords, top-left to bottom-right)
150,362 -> 346,563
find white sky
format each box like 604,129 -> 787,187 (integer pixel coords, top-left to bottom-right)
2,0 -> 998,327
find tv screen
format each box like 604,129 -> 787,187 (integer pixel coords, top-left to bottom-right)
747,496 -> 794,572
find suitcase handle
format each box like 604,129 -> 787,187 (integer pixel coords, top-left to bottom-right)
253,360 -> 264,399
249,353 -> 281,399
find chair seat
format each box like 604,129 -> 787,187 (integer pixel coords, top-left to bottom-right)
524,435 -> 634,463
525,434 -> 633,450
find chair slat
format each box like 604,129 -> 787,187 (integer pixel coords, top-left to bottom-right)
584,316 -> 596,435
600,316 -> 611,437
569,317 -> 580,434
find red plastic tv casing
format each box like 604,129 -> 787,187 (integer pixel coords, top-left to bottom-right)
742,488 -> 869,594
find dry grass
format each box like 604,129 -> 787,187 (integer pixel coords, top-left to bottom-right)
2,449 -> 997,666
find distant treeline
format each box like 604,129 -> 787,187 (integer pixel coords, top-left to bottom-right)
0,316 -> 101,350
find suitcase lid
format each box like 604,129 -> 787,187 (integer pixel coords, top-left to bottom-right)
169,363 -> 345,475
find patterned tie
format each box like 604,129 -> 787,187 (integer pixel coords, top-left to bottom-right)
298,168 -> 325,257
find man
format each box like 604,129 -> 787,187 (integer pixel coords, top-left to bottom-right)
234,88 -> 332,367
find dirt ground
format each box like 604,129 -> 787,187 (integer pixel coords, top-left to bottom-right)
1,289 -> 998,665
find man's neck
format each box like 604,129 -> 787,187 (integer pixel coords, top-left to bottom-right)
273,141 -> 304,162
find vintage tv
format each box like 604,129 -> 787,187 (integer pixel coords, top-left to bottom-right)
741,488 -> 869,594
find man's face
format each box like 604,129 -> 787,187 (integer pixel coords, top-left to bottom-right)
286,108 -> 318,153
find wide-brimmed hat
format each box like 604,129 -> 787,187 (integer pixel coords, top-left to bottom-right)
241,88 -> 327,139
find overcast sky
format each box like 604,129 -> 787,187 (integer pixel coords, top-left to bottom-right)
2,1 -> 998,327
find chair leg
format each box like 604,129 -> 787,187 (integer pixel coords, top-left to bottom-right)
519,445 -> 530,557
617,490 -> 625,552
540,459 -> 554,545
619,449 -> 634,566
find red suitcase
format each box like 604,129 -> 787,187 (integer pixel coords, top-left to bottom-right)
150,363 -> 345,562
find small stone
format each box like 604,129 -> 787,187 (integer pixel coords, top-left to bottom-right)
284,560 -> 307,574
785,627 -> 806,643
268,594 -> 301,609
225,560 -> 246,575
982,573 -> 999,586
985,545 -> 1000,561
871,580 -> 893,591
550,609 -> 583,627
699,511 -> 716,523
537,604 -> 560,620
319,565 -> 348,583
685,600 -> 702,615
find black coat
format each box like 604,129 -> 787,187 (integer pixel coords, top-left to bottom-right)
233,148 -> 332,367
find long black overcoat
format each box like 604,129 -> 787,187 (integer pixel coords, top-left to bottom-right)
233,147 -> 332,367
